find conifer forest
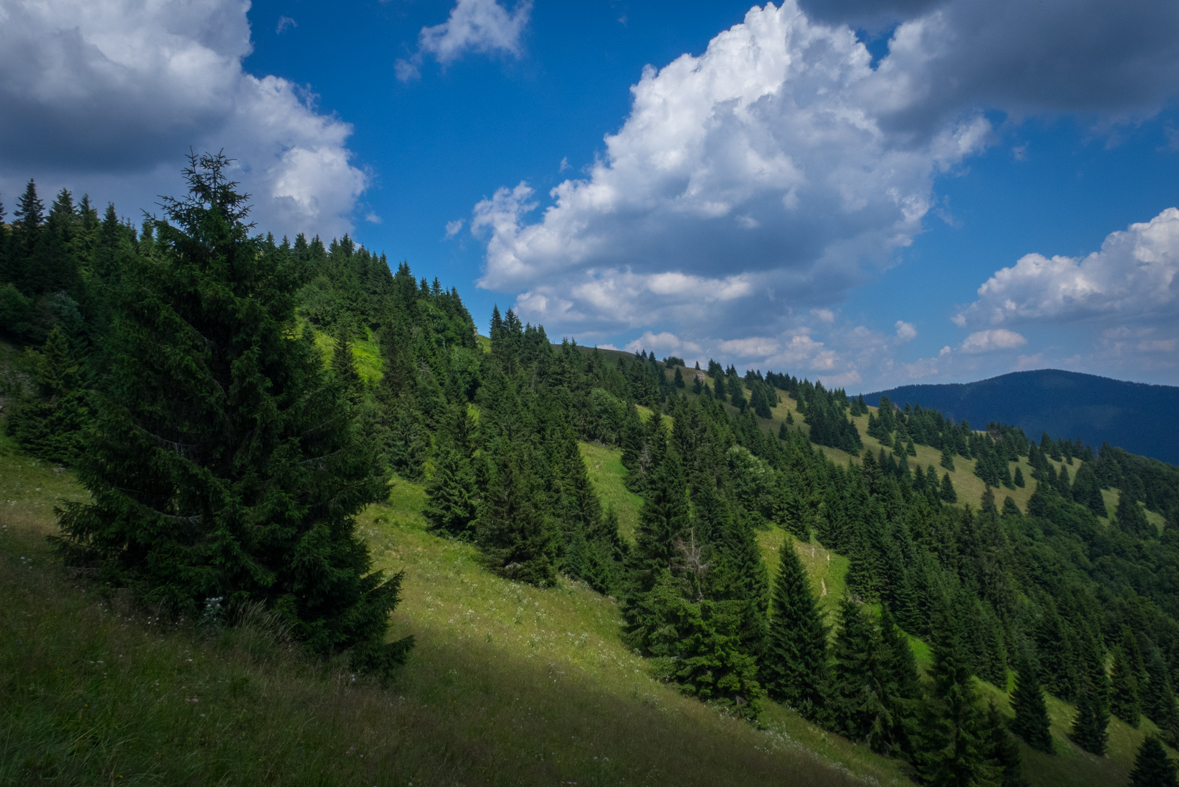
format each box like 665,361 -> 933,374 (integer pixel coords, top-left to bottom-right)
3,154 -> 1179,786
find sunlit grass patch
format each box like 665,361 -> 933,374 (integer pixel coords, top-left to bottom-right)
578,442 -> 644,543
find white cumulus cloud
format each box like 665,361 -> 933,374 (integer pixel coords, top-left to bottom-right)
474,0 -> 1179,376
895,320 -> 917,341
0,0 -> 366,239
474,1 -> 994,336
961,329 -> 1028,353
396,0 -> 532,82
956,207 -> 1179,328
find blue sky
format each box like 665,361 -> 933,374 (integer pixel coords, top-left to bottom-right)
3,0 -> 1179,391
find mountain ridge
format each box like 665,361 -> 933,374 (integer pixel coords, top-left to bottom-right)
864,369 -> 1179,465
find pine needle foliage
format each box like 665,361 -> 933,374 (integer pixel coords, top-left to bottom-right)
54,153 -> 412,676
1009,652 -> 1053,753
762,538 -> 828,721
1130,736 -> 1179,787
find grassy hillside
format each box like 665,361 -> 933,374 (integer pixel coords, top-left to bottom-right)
1,434 -> 907,786
3,356 -> 1169,786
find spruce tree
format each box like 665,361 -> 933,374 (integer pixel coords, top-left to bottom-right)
941,472 -> 958,504
917,611 -> 997,786
331,318 -> 363,403
1070,678 -> 1110,756
477,448 -> 556,586
55,154 -> 411,675
878,603 -> 924,760
1010,652 -> 1053,753
762,537 -> 828,721
6,323 -> 89,464
11,179 -> 45,293
644,570 -> 765,720
1130,736 -> 1178,787
1116,491 -> 1153,538
983,701 -> 1025,787
941,444 -> 956,471
828,598 -> 889,746
424,439 -> 479,541
1111,644 -> 1143,728
622,453 -> 690,651
709,510 -> 770,659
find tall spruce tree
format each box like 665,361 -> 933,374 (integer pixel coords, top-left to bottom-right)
878,603 -> 924,760
1130,736 -> 1178,787
622,452 -> 691,652
828,597 -> 890,747
762,537 -> 829,720
423,413 -> 479,541
54,154 -> 412,675
476,448 -> 557,587
983,701 -> 1025,787
1010,651 -> 1053,753
941,472 -> 959,504
917,611 -> 997,787
1071,633 -> 1110,755
1111,644 -> 1143,728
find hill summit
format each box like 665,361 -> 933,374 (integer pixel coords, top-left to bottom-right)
865,369 -> 1179,465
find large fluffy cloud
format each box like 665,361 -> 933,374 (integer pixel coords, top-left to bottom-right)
0,0 -> 366,239
956,208 -> 1179,328
473,1 -> 993,335
472,0 -> 1179,378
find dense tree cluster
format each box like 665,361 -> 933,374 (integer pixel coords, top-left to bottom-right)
5,159 -> 1179,783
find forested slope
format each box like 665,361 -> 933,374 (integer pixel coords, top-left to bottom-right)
3,162 -> 1179,786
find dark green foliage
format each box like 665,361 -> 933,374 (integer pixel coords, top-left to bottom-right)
644,571 -> 765,720
941,472 -> 958,504
1070,645 -> 1110,755
622,455 -> 691,650
878,604 -> 924,760
424,444 -> 479,541
331,319 -> 363,402
476,449 -> 557,587
828,598 -> 892,750
673,366 -> 685,388
1111,644 -> 1143,728
54,154 -> 411,676
6,324 -> 89,464
1009,653 -> 1053,753
983,702 -> 1025,787
1013,466 -> 1024,488
762,539 -> 828,720
709,510 -> 770,659
1130,736 -> 1178,787
916,612 -> 997,787
1116,490 -> 1154,538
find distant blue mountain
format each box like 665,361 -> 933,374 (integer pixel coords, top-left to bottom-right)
864,370 -> 1179,466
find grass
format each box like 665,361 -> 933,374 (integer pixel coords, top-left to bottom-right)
311,325 -> 383,384
757,527 -> 849,622
0,433 -> 903,786
2,359 -> 1168,787
578,442 -> 644,543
